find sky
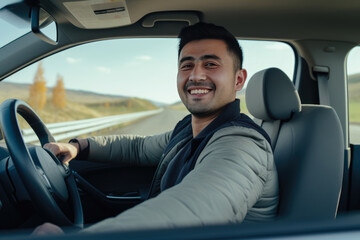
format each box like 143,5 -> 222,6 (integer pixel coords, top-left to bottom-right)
348,47 -> 360,75
2,15 -> 360,105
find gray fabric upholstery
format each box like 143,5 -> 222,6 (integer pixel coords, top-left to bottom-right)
246,68 -> 301,121
246,68 -> 344,220
275,105 -> 343,219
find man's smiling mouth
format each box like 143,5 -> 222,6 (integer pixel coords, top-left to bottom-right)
189,89 -> 211,95
184,82 -> 216,96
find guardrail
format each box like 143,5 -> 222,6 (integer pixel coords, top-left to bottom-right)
22,109 -> 163,143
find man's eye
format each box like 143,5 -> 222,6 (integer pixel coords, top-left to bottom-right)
180,64 -> 193,70
205,62 -> 217,67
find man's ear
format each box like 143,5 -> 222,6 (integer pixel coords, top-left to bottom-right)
235,69 -> 247,91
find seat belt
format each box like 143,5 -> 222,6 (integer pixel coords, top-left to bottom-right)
313,66 -> 330,106
313,66 -> 350,213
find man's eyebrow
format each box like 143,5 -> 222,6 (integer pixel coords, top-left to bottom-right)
179,54 -> 221,64
200,54 -> 221,61
179,56 -> 195,64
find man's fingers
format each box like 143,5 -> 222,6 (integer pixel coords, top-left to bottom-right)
43,142 -> 77,164
43,143 -> 67,161
44,143 -> 62,156
59,154 -> 72,165
32,222 -> 64,236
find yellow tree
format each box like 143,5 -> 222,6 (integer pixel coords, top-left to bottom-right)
29,62 -> 47,110
52,74 -> 66,109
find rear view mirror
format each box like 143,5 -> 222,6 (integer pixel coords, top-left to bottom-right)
31,7 -> 57,45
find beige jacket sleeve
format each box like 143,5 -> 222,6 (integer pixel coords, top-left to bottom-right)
82,126 -> 278,233
86,131 -> 172,166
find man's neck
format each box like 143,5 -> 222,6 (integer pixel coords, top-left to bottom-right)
191,114 -> 219,138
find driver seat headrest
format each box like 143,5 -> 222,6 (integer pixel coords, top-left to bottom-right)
245,68 -> 301,121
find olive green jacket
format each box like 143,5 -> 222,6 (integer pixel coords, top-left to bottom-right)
83,126 -> 278,232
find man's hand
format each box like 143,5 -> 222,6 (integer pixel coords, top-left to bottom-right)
32,222 -> 64,236
44,142 -> 80,165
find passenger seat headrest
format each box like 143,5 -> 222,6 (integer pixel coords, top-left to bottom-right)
245,68 -> 301,121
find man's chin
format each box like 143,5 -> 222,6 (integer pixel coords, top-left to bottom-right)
187,106 -> 220,119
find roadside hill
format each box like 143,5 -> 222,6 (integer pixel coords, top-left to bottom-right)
0,82 -> 159,123
349,73 -> 360,84
349,73 -> 360,101
0,82 -> 127,104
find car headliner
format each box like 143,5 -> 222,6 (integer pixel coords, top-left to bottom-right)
43,0 -> 360,43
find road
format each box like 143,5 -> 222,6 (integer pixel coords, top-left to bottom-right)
0,109 -> 189,148
100,108 -> 189,136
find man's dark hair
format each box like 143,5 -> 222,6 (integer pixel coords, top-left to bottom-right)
178,22 -> 244,70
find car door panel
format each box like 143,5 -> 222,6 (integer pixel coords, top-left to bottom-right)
70,160 -> 156,223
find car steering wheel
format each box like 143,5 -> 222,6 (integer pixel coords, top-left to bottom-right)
0,99 -> 83,228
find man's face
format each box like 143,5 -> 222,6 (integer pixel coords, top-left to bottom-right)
177,39 -> 247,118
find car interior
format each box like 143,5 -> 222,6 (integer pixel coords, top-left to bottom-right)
1,0 -> 360,239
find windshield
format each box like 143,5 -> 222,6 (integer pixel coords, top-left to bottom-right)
0,38 -> 295,144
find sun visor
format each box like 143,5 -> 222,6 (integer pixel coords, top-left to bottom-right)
63,0 -> 131,29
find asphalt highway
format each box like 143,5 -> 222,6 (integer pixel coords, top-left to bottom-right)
103,108 -> 189,136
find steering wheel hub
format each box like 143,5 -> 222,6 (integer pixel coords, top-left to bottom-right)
30,146 -> 69,201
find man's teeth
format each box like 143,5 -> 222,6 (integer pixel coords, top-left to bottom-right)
190,89 -> 210,94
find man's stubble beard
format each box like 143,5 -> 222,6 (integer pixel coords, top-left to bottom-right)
185,99 -> 225,119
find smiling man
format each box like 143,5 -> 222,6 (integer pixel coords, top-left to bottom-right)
177,37 -> 247,137
35,22 -> 278,235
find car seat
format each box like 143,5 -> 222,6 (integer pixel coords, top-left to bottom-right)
245,68 -> 344,220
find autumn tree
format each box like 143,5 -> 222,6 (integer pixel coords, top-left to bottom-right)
52,74 -> 66,109
29,62 -> 47,111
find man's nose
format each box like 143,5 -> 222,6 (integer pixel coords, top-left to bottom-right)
189,64 -> 206,81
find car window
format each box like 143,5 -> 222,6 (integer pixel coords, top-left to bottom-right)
0,38 -> 294,145
347,46 -> 360,144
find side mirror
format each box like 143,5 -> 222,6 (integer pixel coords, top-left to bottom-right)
31,7 -> 57,45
